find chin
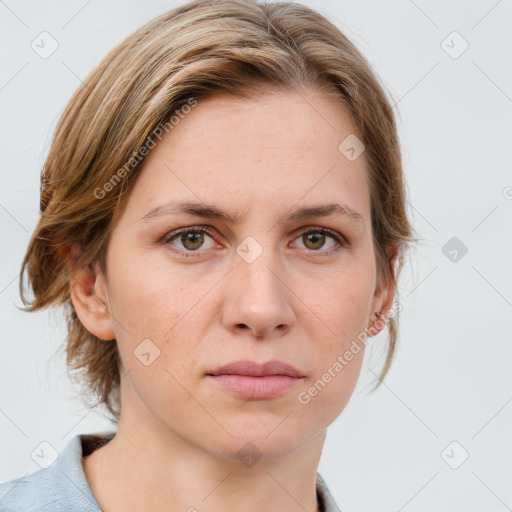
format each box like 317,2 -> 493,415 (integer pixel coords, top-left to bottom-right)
213,436 -> 304,464
206,416 -> 317,463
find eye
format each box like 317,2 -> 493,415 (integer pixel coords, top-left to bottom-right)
292,227 -> 348,253
161,225 -> 349,258
162,227 -> 217,257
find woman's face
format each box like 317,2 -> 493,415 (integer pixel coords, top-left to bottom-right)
88,88 -> 393,460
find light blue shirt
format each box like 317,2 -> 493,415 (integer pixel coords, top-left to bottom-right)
0,432 -> 341,511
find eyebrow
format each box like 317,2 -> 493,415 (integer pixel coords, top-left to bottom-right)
138,200 -> 364,225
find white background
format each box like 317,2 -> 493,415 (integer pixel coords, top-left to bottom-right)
0,1 -> 511,511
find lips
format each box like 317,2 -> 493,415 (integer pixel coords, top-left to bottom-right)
207,360 -> 304,378
206,360 -> 305,399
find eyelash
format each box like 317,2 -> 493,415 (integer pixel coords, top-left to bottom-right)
161,225 -> 350,258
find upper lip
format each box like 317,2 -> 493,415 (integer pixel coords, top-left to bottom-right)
207,360 -> 304,378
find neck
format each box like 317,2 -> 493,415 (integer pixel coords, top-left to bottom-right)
83,400 -> 326,512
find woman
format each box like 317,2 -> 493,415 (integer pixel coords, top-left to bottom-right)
0,0 -> 416,510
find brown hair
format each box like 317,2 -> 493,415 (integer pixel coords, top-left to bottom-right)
19,0 -> 417,422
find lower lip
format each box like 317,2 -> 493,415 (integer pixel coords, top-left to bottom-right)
207,374 -> 302,399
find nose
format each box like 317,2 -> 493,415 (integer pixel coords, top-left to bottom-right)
221,250 -> 295,340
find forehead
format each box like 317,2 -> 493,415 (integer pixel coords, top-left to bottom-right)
121,88 -> 371,224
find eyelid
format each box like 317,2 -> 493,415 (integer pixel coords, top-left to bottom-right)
294,225 -> 350,247
160,224 -> 350,256
160,225 -> 220,248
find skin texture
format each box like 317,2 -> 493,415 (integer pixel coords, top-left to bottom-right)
71,88 -> 396,512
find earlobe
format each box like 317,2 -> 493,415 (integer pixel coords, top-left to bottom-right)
367,244 -> 399,336
68,254 -> 115,341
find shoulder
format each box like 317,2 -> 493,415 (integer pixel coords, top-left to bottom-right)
316,472 -> 343,512
0,465 -> 76,512
0,432 -> 115,512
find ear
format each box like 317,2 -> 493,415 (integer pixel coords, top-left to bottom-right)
367,244 -> 399,336
66,243 -> 115,341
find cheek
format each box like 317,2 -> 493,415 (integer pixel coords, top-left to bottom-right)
298,339 -> 366,428
302,262 -> 375,347
107,248 -> 211,341
107,255 -> 219,397
293,263 -> 374,419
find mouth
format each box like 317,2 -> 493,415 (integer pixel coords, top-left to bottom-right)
205,360 -> 305,399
